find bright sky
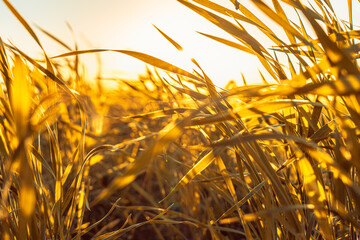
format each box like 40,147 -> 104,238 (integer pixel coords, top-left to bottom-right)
0,0 -> 358,87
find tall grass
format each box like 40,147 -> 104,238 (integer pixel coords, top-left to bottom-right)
1,0 -> 360,239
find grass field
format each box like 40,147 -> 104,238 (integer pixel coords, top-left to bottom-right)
1,0 -> 360,239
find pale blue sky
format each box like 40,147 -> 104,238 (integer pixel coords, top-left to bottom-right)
0,0 -> 358,87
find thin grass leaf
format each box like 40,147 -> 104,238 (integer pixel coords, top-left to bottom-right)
272,0 -> 296,44
160,147 -> 225,203
3,0 -> 43,49
36,25 -> 73,51
214,178 -> 268,223
197,32 -> 255,55
52,49 -> 204,83
153,25 -> 183,51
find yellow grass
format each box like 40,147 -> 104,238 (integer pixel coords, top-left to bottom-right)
1,0 -> 360,239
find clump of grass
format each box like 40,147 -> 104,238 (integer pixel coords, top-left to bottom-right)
1,0 -> 360,239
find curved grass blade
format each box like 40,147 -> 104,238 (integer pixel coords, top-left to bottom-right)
36,25 -> 72,51
159,147 -> 225,203
272,0 -> 296,44
214,179 -> 268,223
3,0 -> 43,49
52,49 -> 204,83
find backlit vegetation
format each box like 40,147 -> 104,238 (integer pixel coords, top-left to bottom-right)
1,0 -> 360,239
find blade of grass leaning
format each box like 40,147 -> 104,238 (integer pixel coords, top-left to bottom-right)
197,32 -> 255,55
159,147 -> 225,203
153,25 -> 183,51
348,0 -> 353,30
214,178 -> 268,223
52,49 -> 204,83
272,0 -> 296,44
3,0 -> 43,49
36,25 -> 73,51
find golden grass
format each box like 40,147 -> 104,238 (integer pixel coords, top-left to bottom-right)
1,0 -> 360,239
